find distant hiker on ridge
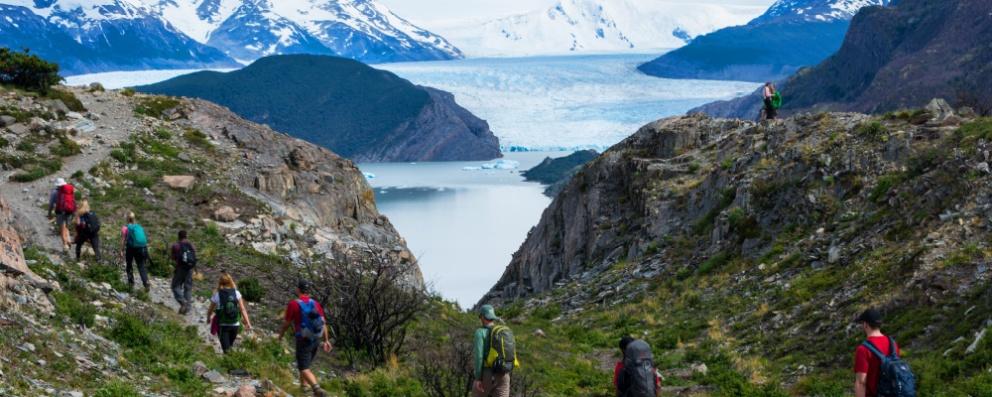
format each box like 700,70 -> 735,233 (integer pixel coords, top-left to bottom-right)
206,273 -> 253,354
48,178 -> 76,251
614,336 -> 661,397
73,200 -> 101,262
120,211 -> 151,292
276,280 -> 331,397
170,230 -> 196,315
762,82 -> 779,121
853,308 -> 916,397
473,305 -> 518,397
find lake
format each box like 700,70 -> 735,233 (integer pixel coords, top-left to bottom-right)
66,54 -> 758,306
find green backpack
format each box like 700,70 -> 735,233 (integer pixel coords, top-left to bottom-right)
771,92 -> 783,109
216,289 -> 241,326
126,224 -> 148,248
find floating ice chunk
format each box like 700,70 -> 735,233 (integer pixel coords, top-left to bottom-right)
481,159 -> 520,170
462,166 -> 483,171
363,172 -> 376,180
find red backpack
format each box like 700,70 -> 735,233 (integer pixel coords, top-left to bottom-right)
57,184 -> 76,213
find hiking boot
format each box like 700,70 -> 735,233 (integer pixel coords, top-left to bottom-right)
178,303 -> 188,315
312,386 -> 327,397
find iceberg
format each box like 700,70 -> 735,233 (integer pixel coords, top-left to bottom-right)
363,172 -> 376,180
481,159 -> 520,170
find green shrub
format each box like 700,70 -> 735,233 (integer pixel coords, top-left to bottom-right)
856,121 -> 887,138
183,128 -> 211,148
698,251 -> 732,275
0,136 -> 8,148
15,140 -> 35,152
238,277 -> 265,302
134,96 -> 181,119
45,88 -> 85,112
154,127 -> 173,140
0,48 -> 61,93
9,157 -> 61,182
50,135 -> 81,157
109,313 -> 153,348
83,264 -> 128,291
93,380 -> 140,397
727,207 -> 760,239
120,87 -> 136,97
52,291 -> 96,328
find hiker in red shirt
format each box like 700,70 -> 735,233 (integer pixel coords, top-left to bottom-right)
277,280 -> 331,397
853,308 -> 900,397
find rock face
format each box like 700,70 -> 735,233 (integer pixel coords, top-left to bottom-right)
638,0 -> 890,82
482,108 -> 991,307
522,149 -> 600,197
138,55 -> 502,163
693,0 -> 992,119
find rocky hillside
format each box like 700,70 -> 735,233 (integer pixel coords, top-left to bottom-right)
638,0 -> 890,82
694,0 -> 991,119
482,103 -> 992,393
0,82 -> 426,395
138,55 -> 502,162
523,149 -> 598,197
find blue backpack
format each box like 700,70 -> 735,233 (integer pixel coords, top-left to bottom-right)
862,337 -> 916,397
296,299 -> 325,341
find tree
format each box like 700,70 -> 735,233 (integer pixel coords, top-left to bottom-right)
414,311 -> 475,397
0,48 -> 61,93
280,247 -> 427,366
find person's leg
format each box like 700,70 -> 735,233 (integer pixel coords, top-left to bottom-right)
125,247 -> 136,287
171,266 -> 186,306
182,265 -> 194,306
75,237 -> 83,260
137,247 -> 150,289
91,234 -> 101,262
219,326 -> 238,353
492,372 -> 510,397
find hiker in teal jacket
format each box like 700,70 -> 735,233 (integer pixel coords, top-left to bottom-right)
473,305 -> 510,397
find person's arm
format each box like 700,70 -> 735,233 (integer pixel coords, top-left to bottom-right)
48,190 -> 56,215
472,328 -> 487,392
276,302 -> 294,340
205,301 -> 215,324
120,227 -> 127,256
854,372 -> 868,397
238,299 -> 252,331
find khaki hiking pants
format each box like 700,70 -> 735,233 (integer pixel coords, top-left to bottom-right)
473,369 -> 510,397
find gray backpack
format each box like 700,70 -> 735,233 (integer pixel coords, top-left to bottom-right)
620,340 -> 657,397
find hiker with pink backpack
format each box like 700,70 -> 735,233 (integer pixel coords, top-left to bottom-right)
48,178 -> 76,251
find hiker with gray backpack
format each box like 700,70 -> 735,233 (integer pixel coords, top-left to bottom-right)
614,336 -> 660,397
473,305 -> 518,397
277,280 -> 331,397
170,230 -> 196,315
853,308 -> 916,397
205,273 -> 253,354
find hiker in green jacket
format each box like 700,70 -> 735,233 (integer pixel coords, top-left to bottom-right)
473,305 -> 510,397
762,82 -> 779,120
120,211 -> 150,291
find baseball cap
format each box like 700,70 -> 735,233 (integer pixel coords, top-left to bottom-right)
855,308 -> 883,325
479,304 -> 499,321
55,178 -> 66,187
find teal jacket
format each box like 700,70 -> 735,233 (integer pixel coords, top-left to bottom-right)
473,325 -> 492,380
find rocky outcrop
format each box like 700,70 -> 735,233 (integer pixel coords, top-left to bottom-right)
523,149 -> 600,197
353,88 -> 502,163
483,106 -> 991,306
692,0 -> 992,119
138,55 -> 501,163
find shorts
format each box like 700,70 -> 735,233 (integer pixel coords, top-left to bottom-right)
56,212 -> 73,227
295,336 -> 320,371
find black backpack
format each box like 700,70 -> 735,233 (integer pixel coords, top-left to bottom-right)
620,340 -> 657,397
863,337 -> 916,397
177,242 -> 196,268
216,289 -> 240,325
82,212 -> 101,235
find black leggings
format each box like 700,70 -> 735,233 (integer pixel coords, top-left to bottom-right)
75,233 -> 101,261
219,325 -> 240,353
125,246 -> 149,288
764,98 -> 777,120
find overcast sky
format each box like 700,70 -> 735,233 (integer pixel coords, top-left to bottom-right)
380,0 -> 777,24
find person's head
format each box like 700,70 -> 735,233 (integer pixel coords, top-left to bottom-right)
178,230 -> 187,241
55,177 -> 66,188
218,273 -> 236,290
126,211 -> 136,224
855,308 -> 883,333
296,279 -> 311,295
618,336 -> 635,355
76,200 -> 90,216
478,304 -> 499,325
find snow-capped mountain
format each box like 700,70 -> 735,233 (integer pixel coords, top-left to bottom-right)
0,0 -> 462,74
638,0 -> 892,82
753,0 -> 892,24
435,0 -> 764,57
150,0 -> 464,63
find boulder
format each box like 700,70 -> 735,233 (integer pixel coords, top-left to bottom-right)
234,385 -> 256,397
162,175 -> 196,190
214,206 -> 239,222
202,369 -> 227,384
0,115 -> 15,127
925,98 -> 955,123
7,123 -> 29,135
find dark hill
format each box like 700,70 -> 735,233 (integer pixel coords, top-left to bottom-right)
523,150 -> 599,197
692,0 -> 992,119
138,55 -> 501,162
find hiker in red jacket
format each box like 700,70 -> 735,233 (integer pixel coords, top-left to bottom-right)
48,178 -> 76,251
277,280 -> 331,397
854,308 -> 901,397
